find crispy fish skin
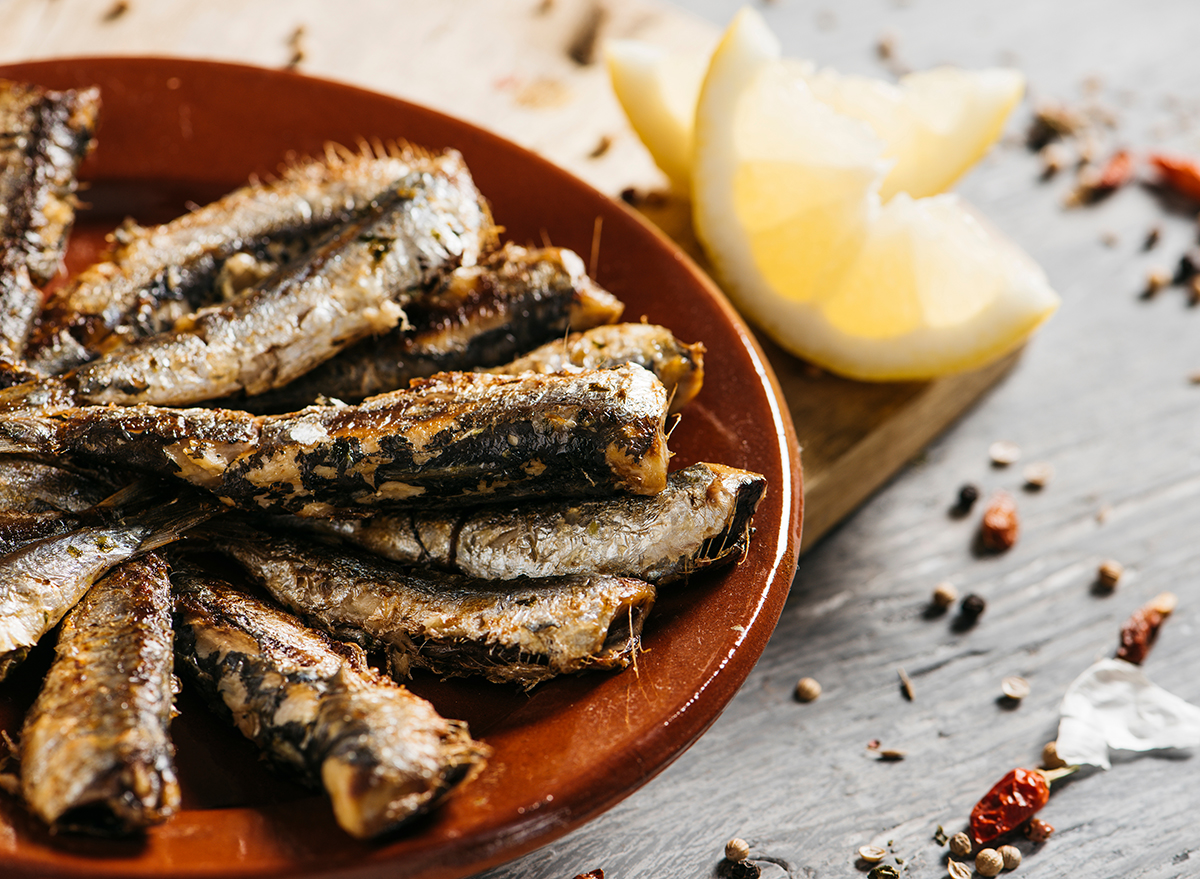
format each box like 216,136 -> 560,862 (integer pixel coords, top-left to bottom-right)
204,529 -> 656,687
0,80 -> 100,358
70,165 -> 492,406
248,243 -> 625,410
0,456 -> 120,554
0,495 -> 213,679
171,570 -> 488,838
316,462 -> 765,584
26,145 -> 483,375
492,322 -> 705,414
20,554 -> 179,835
0,365 -> 670,516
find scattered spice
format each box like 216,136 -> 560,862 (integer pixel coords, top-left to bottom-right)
989,440 -> 1021,466
727,860 -> 762,879
1099,230 -> 1119,248
1001,676 -> 1031,701
858,845 -> 887,863
725,838 -> 750,862
1092,149 -> 1134,191
867,866 -> 899,879
933,825 -> 949,846
1144,226 -> 1162,250
998,844 -> 1023,870
1041,740 -> 1066,770
1116,591 -> 1177,665
898,667 -> 915,701
1189,371 -> 1200,384
1142,267 -> 1171,298
980,492 -> 1019,551
285,25 -> 307,69
1097,559 -> 1124,589
875,33 -> 897,60
1189,276 -> 1200,307
947,863 -> 972,879
932,581 -> 958,609
1025,818 -> 1054,843
1149,152 -> 1200,202
956,483 -> 981,513
794,676 -> 822,702
1038,142 -> 1070,177
1173,247 -> 1200,284
969,766 -> 1073,845
573,871 -> 604,879
960,593 -> 987,621
866,738 -> 881,750
588,134 -> 613,159
877,749 -> 906,761
103,0 -> 130,21
975,848 -> 1004,877
566,1 -> 608,66
948,831 -> 973,857
1027,102 -> 1084,149
1022,461 -> 1053,488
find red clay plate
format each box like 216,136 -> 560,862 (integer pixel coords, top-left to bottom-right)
0,58 -> 802,879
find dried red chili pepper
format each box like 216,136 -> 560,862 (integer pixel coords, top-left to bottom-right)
969,768 -> 1049,845
1149,153 -> 1200,202
1116,591 -> 1178,665
1093,149 -> 1134,190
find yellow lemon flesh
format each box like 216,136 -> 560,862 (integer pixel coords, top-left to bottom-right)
690,8 -> 1059,381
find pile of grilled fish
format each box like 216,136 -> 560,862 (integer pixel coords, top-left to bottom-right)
0,78 -> 768,842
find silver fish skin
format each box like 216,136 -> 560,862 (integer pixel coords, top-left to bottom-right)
246,242 -> 625,411
26,145 -> 482,375
0,80 -> 100,358
0,455 -> 120,554
0,365 -> 670,516
20,553 -> 179,836
492,322 -> 705,414
171,569 -> 488,839
69,164 -> 492,406
0,495 -> 214,679
314,462 -> 766,584
203,529 -> 656,688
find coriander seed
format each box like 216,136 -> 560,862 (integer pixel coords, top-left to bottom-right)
858,845 -> 887,862
976,848 -> 1004,877
794,677 -> 822,702
1042,740 -> 1067,770
989,440 -> 1021,466
1001,675 -> 1031,700
932,581 -> 958,609
725,838 -> 750,862
948,831 -> 973,857
998,844 -> 1022,869
947,862 -> 972,879
1022,461 -> 1053,488
1097,559 -> 1124,589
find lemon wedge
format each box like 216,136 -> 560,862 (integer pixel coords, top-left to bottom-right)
691,8 -> 1058,381
607,33 -> 1023,201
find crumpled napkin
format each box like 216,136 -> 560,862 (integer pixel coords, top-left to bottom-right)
1056,658 -> 1200,769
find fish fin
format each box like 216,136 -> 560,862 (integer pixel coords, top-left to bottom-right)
130,495 -> 223,554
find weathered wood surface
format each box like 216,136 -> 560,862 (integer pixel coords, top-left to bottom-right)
3,1 -> 1200,878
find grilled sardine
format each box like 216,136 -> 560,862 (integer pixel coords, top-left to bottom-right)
20,553 -> 179,835
311,462 -> 765,583
0,493 -> 213,679
248,243 -> 624,411
172,569 -> 488,838
0,456 -> 121,553
0,79 -> 100,358
26,145 -> 485,374
492,322 -> 704,414
201,529 -> 656,687
69,164 -> 491,406
0,365 -> 670,515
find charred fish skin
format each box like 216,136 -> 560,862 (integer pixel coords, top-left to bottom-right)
20,553 -> 180,836
0,80 -> 100,358
493,322 -> 705,415
171,569 -> 488,839
26,145 -> 487,375
202,528 -> 656,688
247,242 -> 625,411
70,164 -> 493,407
0,493 -> 214,680
318,462 -> 766,584
0,455 -> 116,515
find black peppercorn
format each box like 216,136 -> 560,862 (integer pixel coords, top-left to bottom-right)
957,483 -> 980,511
725,859 -> 761,879
961,593 -> 987,619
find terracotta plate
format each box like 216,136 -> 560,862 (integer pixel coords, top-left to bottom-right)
0,58 -> 802,879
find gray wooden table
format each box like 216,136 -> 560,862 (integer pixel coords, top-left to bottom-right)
479,2 -> 1200,877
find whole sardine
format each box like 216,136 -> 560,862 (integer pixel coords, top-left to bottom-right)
0,492 -> 213,679
69,164 -> 492,406
172,569 -> 488,838
0,456 -> 121,553
0,365 -> 670,516
201,529 -> 656,688
313,462 -> 765,584
26,144 -> 481,375
0,79 -> 100,358
491,322 -> 705,414
20,553 -> 179,835
247,243 -> 624,411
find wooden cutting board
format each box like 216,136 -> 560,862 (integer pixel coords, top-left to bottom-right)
0,0 -> 1019,548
